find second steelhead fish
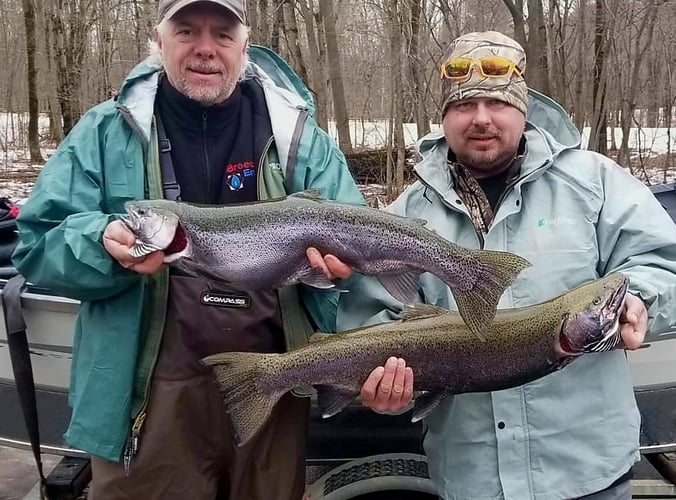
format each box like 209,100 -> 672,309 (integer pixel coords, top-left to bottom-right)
203,273 -> 628,447
123,191 -> 530,336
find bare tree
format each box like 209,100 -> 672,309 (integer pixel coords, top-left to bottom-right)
616,0 -> 663,170
297,0 -> 329,130
588,0 -> 615,154
22,0 -> 44,163
405,0 -> 431,138
282,0 -> 309,84
384,0 -> 406,197
318,0 -> 352,153
501,0 -> 551,94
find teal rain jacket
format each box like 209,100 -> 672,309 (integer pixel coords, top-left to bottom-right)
337,90 -> 676,500
13,46 -> 363,462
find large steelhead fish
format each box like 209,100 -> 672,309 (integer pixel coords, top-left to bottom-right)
202,273 -> 628,447
122,191 -> 530,336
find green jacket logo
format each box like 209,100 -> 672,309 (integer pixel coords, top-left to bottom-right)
538,217 -> 577,228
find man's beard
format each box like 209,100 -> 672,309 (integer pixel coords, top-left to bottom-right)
175,76 -> 237,105
457,148 -> 514,173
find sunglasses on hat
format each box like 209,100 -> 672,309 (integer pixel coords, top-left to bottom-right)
440,56 -> 523,81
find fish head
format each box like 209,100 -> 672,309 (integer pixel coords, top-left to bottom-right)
122,200 -> 187,260
556,273 -> 628,357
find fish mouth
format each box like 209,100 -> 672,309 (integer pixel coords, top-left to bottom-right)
557,275 -> 628,356
581,276 -> 627,353
122,204 -> 187,259
162,224 -> 190,262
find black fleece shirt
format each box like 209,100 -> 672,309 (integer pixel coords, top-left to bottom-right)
156,76 -> 265,204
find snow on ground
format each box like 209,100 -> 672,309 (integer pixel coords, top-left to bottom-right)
0,112 -> 674,202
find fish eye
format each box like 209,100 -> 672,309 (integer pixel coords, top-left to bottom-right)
593,297 -> 601,305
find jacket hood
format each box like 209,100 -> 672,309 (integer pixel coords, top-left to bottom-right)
114,44 -> 313,143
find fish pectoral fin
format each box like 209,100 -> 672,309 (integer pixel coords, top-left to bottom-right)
297,266 -> 335,289
411,392 -> 446,422
400,304 -> 453,322
376,271 -> 421,305
315,385 -> 359,418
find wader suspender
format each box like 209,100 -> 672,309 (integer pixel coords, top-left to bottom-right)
155,111 -> 183,202
2,274 -> 50,499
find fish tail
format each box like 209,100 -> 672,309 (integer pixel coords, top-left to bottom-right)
454,250 -> 530,339
201,352 -> 283,447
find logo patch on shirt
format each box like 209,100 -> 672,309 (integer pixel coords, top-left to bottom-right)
200,291 -> 251,308
226,173 -> 244,191
537,216 -> 577,228
226,161 -> 255,173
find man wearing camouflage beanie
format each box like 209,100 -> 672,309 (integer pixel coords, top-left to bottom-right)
332,30 -> 676,499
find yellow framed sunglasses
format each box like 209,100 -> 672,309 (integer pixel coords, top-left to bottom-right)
440,56 -> 523,81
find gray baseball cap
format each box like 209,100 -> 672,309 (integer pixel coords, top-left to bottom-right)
157,0 -> 246,24
441,31 -> 528,116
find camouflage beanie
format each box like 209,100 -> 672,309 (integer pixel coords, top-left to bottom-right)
441,31 -> 528,117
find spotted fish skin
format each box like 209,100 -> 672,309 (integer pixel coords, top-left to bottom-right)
123,191 -> 531,337
202,273 -> 628,447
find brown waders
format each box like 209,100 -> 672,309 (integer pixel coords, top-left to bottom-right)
88,274 -> 310,500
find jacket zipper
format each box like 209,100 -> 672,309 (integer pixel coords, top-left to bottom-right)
283,107 -> 309,194
123,406 -> 148,475
202,110 -> 211,202
117,110 -> 167,473
257,135 -> 274,197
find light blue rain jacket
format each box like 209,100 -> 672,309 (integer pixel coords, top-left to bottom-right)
337,90 -> 676,499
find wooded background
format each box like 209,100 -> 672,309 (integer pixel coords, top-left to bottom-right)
2,0 -> 676,194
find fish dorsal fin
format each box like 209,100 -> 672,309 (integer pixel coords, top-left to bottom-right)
289,189 -> 324,201
315,385 -> 359,418
377,271 -> 421,305
400,304 -> 453,322
411,392 -> 446,422
308,332 -> 333,343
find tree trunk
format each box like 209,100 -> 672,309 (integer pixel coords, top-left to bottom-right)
502,0 -> 528,52
269,1 -> 282,53
616,0 -> 661,170
314,5 -> 331,130
525,0 -> 551,95
22,0 -> 44,163
407,0 -> 430,138
573,0 -> 586,131
387,0 -> 406,195
246,0 -> 261,44
282,0 -> 309,84
318,0 -> 352,153
298,0 -> 329,130
589,0 -> 610,155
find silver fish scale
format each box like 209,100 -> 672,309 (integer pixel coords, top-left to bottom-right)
178,198 -> 484,287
